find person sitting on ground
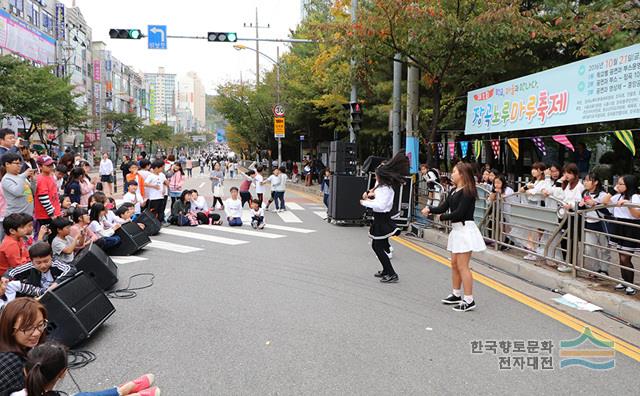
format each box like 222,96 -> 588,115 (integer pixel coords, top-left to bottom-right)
190,190 -> 222,225
224,187 -> 243,227
250,199 -> 265,230
0,214 -> 31,275
20,214 -> 48,250
116,203 -> 145,230
59,195 -> 75,219
122,180 -> 144,216
49,217 -> 84,265
14,342 -> 161,396
0,278 -> 46,310
87,203 -> 122,251
169,190 -> 197,226
0,298 -> 48,395
3,242 -> 76,292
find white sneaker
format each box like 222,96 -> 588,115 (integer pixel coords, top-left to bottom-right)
386,251 -> 393,259
557,265 -> 572,273
614,283 -> 626,290
625,287 -> 637,296
523,254 -> 538,261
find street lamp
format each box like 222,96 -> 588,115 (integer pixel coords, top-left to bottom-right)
234,44 -> 282,167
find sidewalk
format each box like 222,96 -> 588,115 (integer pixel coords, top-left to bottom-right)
286,181 -> 640,327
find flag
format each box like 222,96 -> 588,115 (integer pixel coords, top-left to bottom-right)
474,140 -> 483,160
507,138 -> 519,160
532,137 -> 546,157
437,142 -> 443,159
491,139 -> 500,159
614,130 -> 635,155
552,134 -> 575,152
459,141 -> 469,158
449,141 -> 455,158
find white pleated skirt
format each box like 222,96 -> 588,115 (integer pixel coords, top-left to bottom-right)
447,221 -> 486,253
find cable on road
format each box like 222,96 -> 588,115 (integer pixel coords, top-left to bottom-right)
64,350 -> 97,394
106,273 -> 156,299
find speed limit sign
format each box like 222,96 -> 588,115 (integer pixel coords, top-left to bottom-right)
273,104 -> 285,117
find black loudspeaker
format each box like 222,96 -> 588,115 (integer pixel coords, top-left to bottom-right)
329,141 -> 357,175
135,209 -> 161,236
108,221 -> 151,256
41,272 -> 116,347
366,173 -> 414,227
328,175 -> 367,221
73,243 -> 118,290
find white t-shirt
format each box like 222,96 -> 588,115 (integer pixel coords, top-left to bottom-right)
266,174 -> 281,190
224,197 -> 243,218
89,219 -> 115,237
254,173 -> 265,193
145,173 -> 165,200
123,191 -> 144,214
192,196 -> 209,212
251,207 -> 265,217
99,159 -> 113,176
610,194 -> 640,219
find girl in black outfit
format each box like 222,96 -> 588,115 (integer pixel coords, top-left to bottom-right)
360,153 -> 409,283
422,162 -> 486,312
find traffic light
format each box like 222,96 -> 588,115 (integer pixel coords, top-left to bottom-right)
109,29 -> 143,39
207,32 -> 238,42
349,102 -> 362,133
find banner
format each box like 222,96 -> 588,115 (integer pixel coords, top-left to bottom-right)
459,141 -> 469,158
532,137 -> 546,156
93,60 -> 101,82
55,3 -> 65,40
465,44 -> 640,135
474,140 -> 482,160
507,138 -> 519,159
448,141 -> 455,158
405,136 -> 419,174
552,135 -> 575,152
614,130 -> 635,155
491,139 -> 500,159
0,9 -> 56,65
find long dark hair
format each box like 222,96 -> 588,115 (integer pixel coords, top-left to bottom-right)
619,175 -> 638,200
561,163 -> 580,190
454,162 -> 478,198
583,172 -> 603,196
179,190 -> 192,205
89,203 -> 106,223
24,343 -> 68,396
375,152 -> 410,188
0,298 -> 47,355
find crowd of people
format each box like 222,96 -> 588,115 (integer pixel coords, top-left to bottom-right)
418,158 -> 640,296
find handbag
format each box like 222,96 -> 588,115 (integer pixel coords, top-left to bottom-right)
176,214 -> 191,226
213,185 -> 223,197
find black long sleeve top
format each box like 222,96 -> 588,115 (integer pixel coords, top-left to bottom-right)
428,188 -> 476,223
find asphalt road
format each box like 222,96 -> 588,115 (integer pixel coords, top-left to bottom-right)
57,171 -> 640,395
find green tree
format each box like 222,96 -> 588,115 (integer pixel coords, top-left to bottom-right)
140,124 -> 173,153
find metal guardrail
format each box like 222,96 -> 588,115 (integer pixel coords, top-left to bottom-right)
411,184 -> 639,292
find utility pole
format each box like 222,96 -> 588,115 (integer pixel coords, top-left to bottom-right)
392,52 -> 402,155
243,8 -> 270,84
406,61 -> 420,173
349,0 -> 357,144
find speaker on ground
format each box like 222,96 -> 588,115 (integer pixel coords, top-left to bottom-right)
107,221 -> 151,256
135,209 -> 161,236
72,243 -> 118,290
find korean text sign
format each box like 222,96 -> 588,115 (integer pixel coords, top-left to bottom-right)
465,44 -> 640,135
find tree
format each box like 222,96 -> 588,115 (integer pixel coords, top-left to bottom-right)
140,124 -> 173,154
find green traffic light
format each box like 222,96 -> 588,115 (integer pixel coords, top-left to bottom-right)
227,33 -> 237,42
129,29 -> 141,39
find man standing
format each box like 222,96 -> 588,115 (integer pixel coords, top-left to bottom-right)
0,129 -> 22,162
1,153 -> 34,217
34,155 -> 61,233
120,155 -> 133,192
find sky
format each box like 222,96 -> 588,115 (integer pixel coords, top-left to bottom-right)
62,0 -> 304,94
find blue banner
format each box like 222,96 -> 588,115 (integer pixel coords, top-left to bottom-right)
465,44 -> 640,135
405,136 -> 419,174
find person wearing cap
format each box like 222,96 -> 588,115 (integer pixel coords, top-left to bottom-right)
34,155 -> 61,235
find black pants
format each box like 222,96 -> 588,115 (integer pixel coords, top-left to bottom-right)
147,199 -> 165,220
212,196 -> 224,209
196,212 -> 221,224
240,192 -> 252,208
257,193 -> 264,207
160,195 -> 168,222
372,238 -> 395,276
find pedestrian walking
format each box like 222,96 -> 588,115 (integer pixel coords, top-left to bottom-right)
422,162 -> 486,312
239,170 -> 255,208
254,166 -> 265,207
360,153 -> 409,284
186,157 -> 193,178
99,152 -> 114,196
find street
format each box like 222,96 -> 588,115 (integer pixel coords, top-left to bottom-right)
57,173 -> 640,395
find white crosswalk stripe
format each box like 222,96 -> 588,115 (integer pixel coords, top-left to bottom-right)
241,209 -> 252,223
285,202 -> 305,211
111,256 -> 148,265
198,225 -> 285,239
277,210 -> 303,223
314,211 -> 328,220
148,240 -> 203,253
160,228 -> 248,245
264,224 -> 316,234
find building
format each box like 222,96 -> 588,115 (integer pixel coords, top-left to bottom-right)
144,67 -> 177,127
177,71 -> 206,132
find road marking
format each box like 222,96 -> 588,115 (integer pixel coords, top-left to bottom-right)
277,210 -> 303,223
111,256 -> 148,265
393,236 -> 640,363
314,211 -> 328,220
264,224 -> 316,234
285,202 -> 305,211
160,227 -> 248,245
198,182 -> 205,188
148,240 -> 203,253
199,224 -> 285,239
241,209 -> 252,222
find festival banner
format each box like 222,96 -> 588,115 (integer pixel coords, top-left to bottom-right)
459,141 -> 469,158
448,141 -> 455,158
491,139 -> 500,159
552,135 -> 575,152
614,130 -> 636,155
507,138 -> 520,159
532,137 -> 546,156
465,44 -> 640,135
474,140 -> 483,160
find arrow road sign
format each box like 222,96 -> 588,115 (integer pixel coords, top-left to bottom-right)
148,25 -> 167,49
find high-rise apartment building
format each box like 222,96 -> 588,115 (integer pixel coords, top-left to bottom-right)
177,71 -> 206,132
144,67 -> 177,126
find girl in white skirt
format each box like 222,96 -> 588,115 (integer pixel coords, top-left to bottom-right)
422,162 -> 485,312
360,153 -> 409,283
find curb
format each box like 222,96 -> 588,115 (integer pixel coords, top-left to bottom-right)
418,227 -> 640,327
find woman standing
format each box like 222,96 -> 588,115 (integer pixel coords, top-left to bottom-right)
360,152 -> 409,284
99,153 -> 114,196
422,162 -> 486,312
210,162 -> 225,210
168,162 -> 185,208
78,166 -> 95,209
554,163 -> 585,272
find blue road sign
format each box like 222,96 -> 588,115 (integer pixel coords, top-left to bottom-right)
148,25 -> 167,49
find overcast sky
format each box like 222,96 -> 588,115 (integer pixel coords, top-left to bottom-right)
62,0 -> 303,94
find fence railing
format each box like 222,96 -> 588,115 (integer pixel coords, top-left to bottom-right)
412,183 -> 639,292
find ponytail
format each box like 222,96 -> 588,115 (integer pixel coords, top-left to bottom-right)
24,343 -> 68,395
26,362 -> 49,396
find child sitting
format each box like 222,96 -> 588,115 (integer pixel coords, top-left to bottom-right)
3,241 -> 76,291
88,203 -> 122,251
59,195 -> 75,219
117,203 -> 146,231
250,199 -> 265,229
122,180 -> 145,216
190,190 -> 222,225
224,187 -> 243,226
0,279 -> 46,309
0,214 -> 31,275
49,217 -> 84,265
